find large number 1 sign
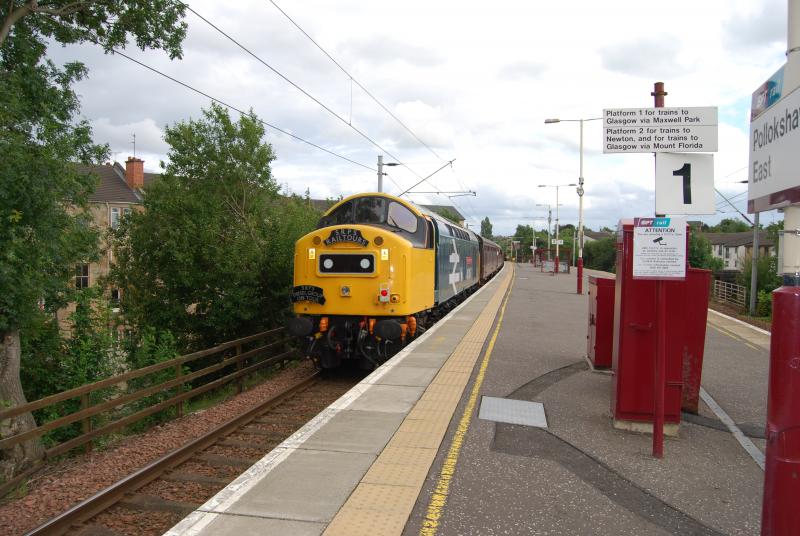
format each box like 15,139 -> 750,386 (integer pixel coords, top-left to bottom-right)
655,153 -> 715,215
672,163 -> 692,204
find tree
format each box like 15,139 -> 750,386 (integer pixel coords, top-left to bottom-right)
431,207 -> 461,225
111,104 -> 319,351
708,218 -> 750,233
508,224 -> 537,261
688,232 -> 723,271
0,0 -> 187,479
583,236 -> 617,273
480,217 -> 493,239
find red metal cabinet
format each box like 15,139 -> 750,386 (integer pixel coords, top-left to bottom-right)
681,267 -> 711,414
610,220 -> 710,425
587,276 -> 615,368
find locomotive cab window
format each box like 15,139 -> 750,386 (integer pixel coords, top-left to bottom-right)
387,202 -> 417,233
318,196 -> 426,247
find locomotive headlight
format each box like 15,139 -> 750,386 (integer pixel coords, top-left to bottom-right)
308,248 -> 316,259
359,258 -> 371,270
374,236 -> 384,246
312,236 -> 322,245
381,248 -> 389,260
323,258 -> 334,269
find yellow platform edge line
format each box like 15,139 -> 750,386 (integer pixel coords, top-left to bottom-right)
323,266 -> 514,536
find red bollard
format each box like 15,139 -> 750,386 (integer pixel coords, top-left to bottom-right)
762,285 -> 800,536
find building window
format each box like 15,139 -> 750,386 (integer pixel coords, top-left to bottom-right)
75,264 -> 89,289
724,247 -> 730,259
111,207 -> 120,229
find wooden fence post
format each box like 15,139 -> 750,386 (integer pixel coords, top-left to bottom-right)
81,393 -> 92,453
236,344 -> 243,394
174,364 -> 184,418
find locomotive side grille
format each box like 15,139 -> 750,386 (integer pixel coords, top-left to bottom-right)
319,253 -> 375,274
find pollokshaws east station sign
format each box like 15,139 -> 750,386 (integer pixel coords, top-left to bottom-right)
603,107 -> 718,153
748,83 -> 800,213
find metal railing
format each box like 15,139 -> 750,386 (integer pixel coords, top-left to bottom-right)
712,280 -> 747,308
0,328 -> 298,496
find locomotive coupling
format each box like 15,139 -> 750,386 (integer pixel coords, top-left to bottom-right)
287,316 -> 314,337
375,319 -> 403,340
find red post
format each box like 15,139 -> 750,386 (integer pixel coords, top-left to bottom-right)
577,257 -> 584,294
761,285 -> 800,535
653,280 -> 666,458
651,81 -> 667,459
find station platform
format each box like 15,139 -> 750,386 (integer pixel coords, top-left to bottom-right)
167,263 -> 767,536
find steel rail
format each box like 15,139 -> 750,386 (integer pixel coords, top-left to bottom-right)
25,372 -> 320,536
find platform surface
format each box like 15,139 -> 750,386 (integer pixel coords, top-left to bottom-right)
167,263 -> 767,536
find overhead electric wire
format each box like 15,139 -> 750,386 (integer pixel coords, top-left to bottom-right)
184,5 -> 422,186
107,47 -> 376,172
265,0 -> 444,162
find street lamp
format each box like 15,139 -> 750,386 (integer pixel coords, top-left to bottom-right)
544,116 -> 602,293
535,203 -> 562,262
538,184 -> 576,274
377,155 -> 399,192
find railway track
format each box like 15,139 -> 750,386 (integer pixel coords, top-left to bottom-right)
26,372 -> 360,536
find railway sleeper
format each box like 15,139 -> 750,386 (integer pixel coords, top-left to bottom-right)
240,426 -> 290,441
195,453 -> 259,468
253,415 -> 311,427
218,438 -> 270,449
163,472 -> 231,486
118,493 -> 199,515
74,524 -> 123,536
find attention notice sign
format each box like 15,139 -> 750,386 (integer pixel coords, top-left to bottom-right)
632,217 -> 687,280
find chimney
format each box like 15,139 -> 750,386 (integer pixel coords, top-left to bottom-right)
125,157 -> 144,189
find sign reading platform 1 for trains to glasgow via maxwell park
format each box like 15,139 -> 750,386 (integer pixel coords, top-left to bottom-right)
603,107 -> 718,153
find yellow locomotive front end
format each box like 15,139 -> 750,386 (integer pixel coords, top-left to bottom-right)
287,193 -> 435,369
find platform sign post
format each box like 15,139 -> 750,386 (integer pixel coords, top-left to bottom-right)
605,82 -> 715,459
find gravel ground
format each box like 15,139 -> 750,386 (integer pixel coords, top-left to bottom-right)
0,360 -> 316,536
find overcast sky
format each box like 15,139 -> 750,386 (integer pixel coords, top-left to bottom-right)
48,0 -> 788,235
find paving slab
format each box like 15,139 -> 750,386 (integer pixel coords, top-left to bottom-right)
223,448 -> 375,523
346,384 -> 426,413
299,409 -> 405,454
196,515 -> 325,536
374,365 -> 441,387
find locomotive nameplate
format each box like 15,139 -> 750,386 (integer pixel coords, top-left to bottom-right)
291,285 -> 326,304
324,228 -> 369,247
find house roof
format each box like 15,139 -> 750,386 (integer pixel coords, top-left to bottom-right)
583,229 -> 614,241
79,163 -> 143,204
700,231 -> 774,248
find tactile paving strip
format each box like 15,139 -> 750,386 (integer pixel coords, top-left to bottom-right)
323,267 -> 513,536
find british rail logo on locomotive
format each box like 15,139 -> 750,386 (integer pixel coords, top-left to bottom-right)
323,228 -> 369,247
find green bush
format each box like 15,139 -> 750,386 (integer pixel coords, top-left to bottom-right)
20,289 -> 121,447
757,290 -> 772,317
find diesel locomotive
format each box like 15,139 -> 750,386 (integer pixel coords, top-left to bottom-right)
287,192 -> 503,369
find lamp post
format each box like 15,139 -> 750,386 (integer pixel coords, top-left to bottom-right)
538,184 -> 576,274
377,155 -> 399,192
536,203 -> 562,262
544,117 -> 602,292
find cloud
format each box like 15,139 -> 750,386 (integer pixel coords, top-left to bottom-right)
600,38 -> 685,78
337,36 -> 444,68
722,0 -> 786,51
498,61 -> 547,80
